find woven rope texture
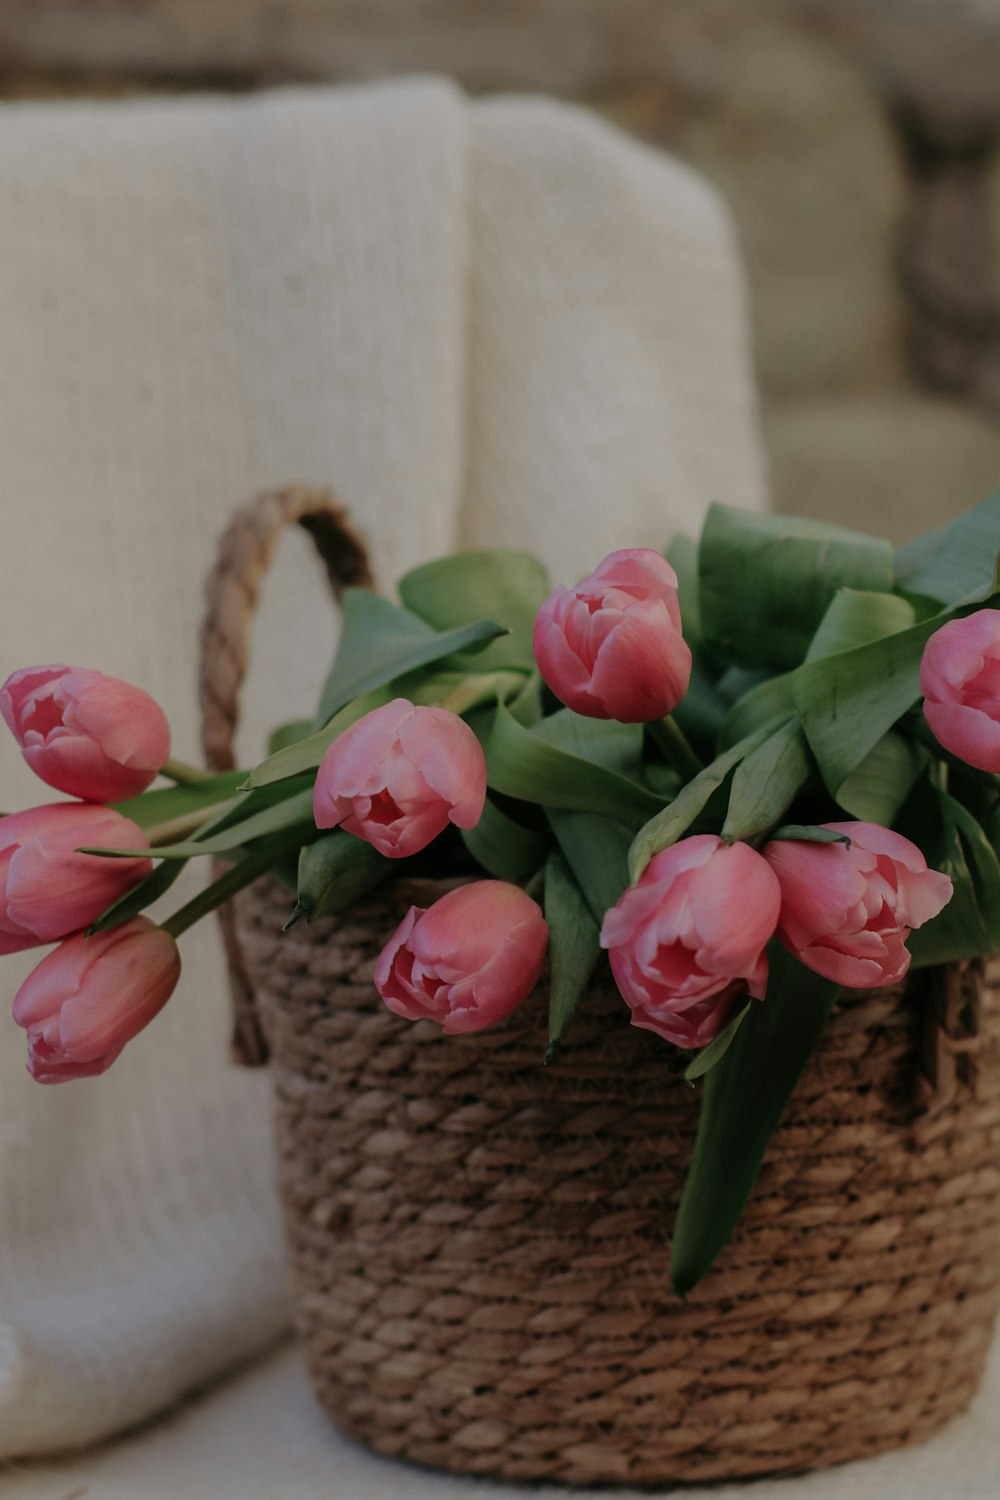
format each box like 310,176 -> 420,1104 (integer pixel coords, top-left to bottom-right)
230,875 -> 1000,1486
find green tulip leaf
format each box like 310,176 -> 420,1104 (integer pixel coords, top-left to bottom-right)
907,791 -> 1000,967
544,850 -> 601,1060
161,823 -> 314,940
87,858 -> 186,934
671,946 -> 841,1294
290,830 -> 390,926
398,550 -> 551,672
665,532 -> 703,644
628,726 -> 771,882
683,1001 -> 752,1083
699,504 -> 894,670
768,824 -> 851,846
506,671 -> 545,727
673,651 -> 729,750
546,808 -> 635,924
461,796 -> 551,881
894,485 -> 1000,605
313,587 -> 507,728
804,589 -> 916,663
84,788 -> 316,859
482,701 -> 662,822
91,774 -> 318,929
111,770 -> 246,829
245,686 -> 396,789
790,613 -> 944,803
834,730 -> 929,823
532,708 -> 646,780
718,673 -> 794,749
267,719 -> 315,756
721,719 -> 812,844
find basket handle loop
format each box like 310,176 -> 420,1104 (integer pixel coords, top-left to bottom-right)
198,485 -> 375,1065
199,485 -> 373,773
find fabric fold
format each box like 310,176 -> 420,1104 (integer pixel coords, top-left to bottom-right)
0,77 -> 764,1457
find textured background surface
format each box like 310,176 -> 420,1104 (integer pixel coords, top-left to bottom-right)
3,0 -> 1000,538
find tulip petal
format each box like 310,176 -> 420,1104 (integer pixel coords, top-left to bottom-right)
533,550 -> 688,722
2,806 -> 152,942
765,839 -> 870,951
457,914 -> 548,1031
12,918 -> 179,1079
57,933 -> 177,1057
924,700 -> 1000,774
68,672 -> 170,771
397,709 -> 486,829
603,835 -> 777,1047
316,699 -> 415,800
826,821 -> 928,872
375,883 -> 547,1034
920,610 -> 1000,701
534,601 -> 610,717
0,666 -> 67,736
685,843 -> 780,970
588,600 -> 691,723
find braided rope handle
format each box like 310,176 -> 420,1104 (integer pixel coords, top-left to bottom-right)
199,486 -> 374,1064
200,486 -> 373,773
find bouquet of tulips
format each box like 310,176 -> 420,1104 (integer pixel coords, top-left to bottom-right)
3,492 -> 999,1291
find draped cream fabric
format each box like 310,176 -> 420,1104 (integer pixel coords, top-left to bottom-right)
0,79 -> 764,1457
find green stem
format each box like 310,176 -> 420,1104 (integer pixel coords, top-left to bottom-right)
436,671 -> 525,716
145,801 -> 236,848
161,825 -> 310,940
160,757 -> 211,785
650,715 -> 703,782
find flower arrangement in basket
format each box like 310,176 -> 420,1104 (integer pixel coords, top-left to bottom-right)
4,486 -> 1000,1483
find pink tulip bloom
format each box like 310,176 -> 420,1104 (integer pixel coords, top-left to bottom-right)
375,880 -> 548,1033
600,835 -> 781,1049
764,823 -> 953,989
313,698 -> 487,858
1,665 -> 171,802
0,803 -> 153,956
920,609 -> 1000,773
533,548 -> 692,723
12,916 -> 180,1083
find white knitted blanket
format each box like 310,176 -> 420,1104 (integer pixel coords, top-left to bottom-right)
0,78 -> 764,1458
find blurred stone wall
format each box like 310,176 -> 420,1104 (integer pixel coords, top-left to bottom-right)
2,0 -> 1000,540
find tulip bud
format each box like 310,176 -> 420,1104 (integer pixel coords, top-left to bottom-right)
532,548 -> 692,723
763,823 -> 953,989
313,698 -> 487,858
12,916 -> 180,1083
600,835 -> 781,1048
0,803 -> 153,955
375,880 -> 548,1033
1,665 -> 171,802
920,608 -> 1000,774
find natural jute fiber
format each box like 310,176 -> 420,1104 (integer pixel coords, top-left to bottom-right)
203,492 -> 1000,1486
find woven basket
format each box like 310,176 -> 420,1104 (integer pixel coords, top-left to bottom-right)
201,490 -> 1000,1487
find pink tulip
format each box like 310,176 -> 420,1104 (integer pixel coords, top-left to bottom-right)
1,665 -> 171,802
763,823 -> 953,989
600,835 -> 781,1049
532,548 -> 692,723
0,803 -> 153,956
12,916 -> 180,1083
374,880 -> 548,1033
920,609 -> 1000,773
313,698 -> 487,858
